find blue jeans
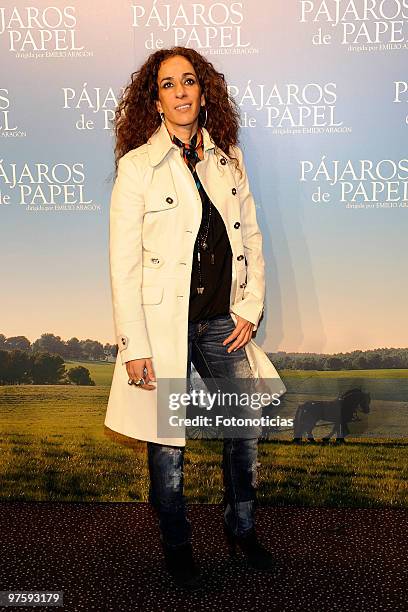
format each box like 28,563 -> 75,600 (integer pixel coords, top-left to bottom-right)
147,314 -> 259,547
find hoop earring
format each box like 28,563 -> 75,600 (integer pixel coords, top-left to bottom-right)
200,106 -> 207,127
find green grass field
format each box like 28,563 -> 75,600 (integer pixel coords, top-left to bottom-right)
0,364 -> 407,506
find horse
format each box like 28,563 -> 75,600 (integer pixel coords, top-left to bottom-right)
292,387 -> 371,443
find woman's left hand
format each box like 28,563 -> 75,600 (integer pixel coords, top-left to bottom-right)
222,314 -> 254,353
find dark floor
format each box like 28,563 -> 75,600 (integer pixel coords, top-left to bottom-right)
0,502 -> 407,611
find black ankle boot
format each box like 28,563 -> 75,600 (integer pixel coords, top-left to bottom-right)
223,522 -> 276,571
162,541 -> 203,590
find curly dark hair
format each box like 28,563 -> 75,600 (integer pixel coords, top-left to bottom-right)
112,46 -> 242,179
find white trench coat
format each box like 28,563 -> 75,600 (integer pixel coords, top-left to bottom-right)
104,121 -> 286,446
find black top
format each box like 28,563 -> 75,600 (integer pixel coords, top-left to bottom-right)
171,129 -> 232,322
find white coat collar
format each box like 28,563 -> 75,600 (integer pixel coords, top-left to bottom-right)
146,120 -> 215,167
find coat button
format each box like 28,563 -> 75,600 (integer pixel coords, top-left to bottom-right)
166,196 -> 173,204
220,157 -> 226,165
240,282 -> 247,288
151,257 -> 160,264
237,255 -> 244,261
232,187 -> 237,195
234,222 -> 240,229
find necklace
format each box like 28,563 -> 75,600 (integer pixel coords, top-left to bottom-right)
196,201 -> 212,294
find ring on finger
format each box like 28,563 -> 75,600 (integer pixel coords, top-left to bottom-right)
128,377 -> 146,386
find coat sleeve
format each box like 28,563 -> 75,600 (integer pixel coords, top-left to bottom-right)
229,145 -> 265,332
109,153 -> 152,365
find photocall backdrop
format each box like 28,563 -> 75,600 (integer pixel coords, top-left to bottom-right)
1,1 -> 408,445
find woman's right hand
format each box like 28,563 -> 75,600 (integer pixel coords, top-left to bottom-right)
126,358 -> 156,390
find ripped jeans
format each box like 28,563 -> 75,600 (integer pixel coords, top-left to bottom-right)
147,313 -> 259,548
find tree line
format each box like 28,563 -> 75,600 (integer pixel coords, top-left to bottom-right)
269,347 -> 408,370
0,349 -> 95,385
0,333 -> 117,361
2,332 -> 407,376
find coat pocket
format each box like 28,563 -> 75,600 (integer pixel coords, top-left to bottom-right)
142,250 -> 165,268
144,190 -> 178,212
141,285 -> 164,304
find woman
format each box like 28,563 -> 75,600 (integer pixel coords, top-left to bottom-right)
105,46 -> 286,590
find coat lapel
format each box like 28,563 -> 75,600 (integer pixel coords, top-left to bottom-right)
146,120 -> 232,220
146,121 -> 234,247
